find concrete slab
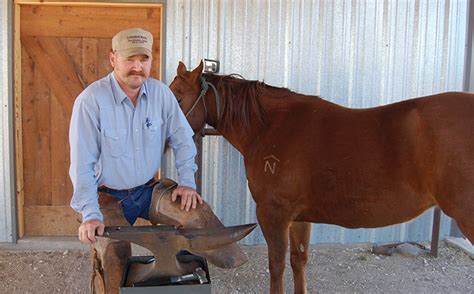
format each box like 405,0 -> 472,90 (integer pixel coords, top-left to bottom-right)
0,236 -> 88,252
445,236 -> 474,259
0,236 -> 151,255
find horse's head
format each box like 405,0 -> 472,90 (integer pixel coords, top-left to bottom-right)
170,61 -> 207,132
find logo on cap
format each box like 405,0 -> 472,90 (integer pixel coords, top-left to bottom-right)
127,35 -> 148,44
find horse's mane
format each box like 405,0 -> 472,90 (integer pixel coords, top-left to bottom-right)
203,73 -> 294,130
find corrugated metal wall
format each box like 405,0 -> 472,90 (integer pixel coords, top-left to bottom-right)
0,0 -> 14,243
163,0 -> 469,245
466,0 -> 474,92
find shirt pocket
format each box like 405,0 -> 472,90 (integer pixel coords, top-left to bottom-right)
103,128 -> 127,158
143,118 -> 162,143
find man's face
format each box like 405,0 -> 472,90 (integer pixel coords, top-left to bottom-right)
110,52 -> 152,90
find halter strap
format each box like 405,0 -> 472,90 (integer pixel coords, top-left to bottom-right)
184,76 -> 220,128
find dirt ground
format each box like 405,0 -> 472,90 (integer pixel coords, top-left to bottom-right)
0,241 -> 472,294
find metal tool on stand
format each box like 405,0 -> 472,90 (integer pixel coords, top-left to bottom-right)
133,267 -> 208,287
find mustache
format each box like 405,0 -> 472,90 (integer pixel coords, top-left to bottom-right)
127,71 -> 146,77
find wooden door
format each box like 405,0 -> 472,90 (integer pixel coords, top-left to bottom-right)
15,2 -> 162,236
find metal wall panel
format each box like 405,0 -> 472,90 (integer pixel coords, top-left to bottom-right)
0,0 -> 15,243
465,0 -> 474,92
163,0 -> 468,244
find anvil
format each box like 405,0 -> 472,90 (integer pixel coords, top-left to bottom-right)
101,223 -> 256,287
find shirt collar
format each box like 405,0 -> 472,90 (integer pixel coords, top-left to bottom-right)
109,72 -> 148,105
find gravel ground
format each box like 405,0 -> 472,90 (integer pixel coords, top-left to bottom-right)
0,241 -> 472,293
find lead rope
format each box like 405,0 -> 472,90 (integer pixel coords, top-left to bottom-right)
185,76 -> 221,130
185,77 -> 209,119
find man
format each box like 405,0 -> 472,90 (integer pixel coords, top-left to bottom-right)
69,28 -> 202,243
69,28 -> 203,292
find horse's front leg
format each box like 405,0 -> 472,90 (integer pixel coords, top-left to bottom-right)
256,204 -> 291,294
289,221 -> 311,294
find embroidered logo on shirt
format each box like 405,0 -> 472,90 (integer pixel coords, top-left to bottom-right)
145,117 -> 152,129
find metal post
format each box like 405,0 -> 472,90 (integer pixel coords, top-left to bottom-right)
195,128 -> 219,195
203,128 -> 219,136
430,207 -> 441,257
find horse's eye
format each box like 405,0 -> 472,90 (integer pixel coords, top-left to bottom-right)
177,97 -> 183,105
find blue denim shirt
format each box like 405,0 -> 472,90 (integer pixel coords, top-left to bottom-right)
69,72 -> 197,222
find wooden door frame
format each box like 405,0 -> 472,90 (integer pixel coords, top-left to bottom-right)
13,0 -> 165,237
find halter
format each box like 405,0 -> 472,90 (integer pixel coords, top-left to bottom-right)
184,76 -> 220,126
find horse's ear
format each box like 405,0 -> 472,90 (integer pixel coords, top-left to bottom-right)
196,60 -> 204,73
191,61 -> 204,80
177,62 -> 187,76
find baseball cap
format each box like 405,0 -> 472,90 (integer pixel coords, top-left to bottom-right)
112,28 -> 153,58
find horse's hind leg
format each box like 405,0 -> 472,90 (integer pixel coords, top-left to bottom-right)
439,210 -> 474,244
289,221 -> 311,294
436,196 -> 474,244
456,221 -> 474,244
256,204 -> 291,294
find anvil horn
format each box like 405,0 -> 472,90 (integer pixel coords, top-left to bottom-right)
102,224 -> 256,253
181,223 -> 257,251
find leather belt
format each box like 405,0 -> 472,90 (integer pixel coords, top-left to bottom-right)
98,178 -> 157,194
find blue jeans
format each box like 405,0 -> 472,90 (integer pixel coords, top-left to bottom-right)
101,185 -> 154,225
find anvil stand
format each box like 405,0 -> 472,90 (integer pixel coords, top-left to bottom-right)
100,223 -> 256,293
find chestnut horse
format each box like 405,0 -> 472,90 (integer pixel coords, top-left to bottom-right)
170,61 -> 474,294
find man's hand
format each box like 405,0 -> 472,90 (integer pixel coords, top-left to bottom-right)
171,186 -> 203,211
78,219 -> 105,244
